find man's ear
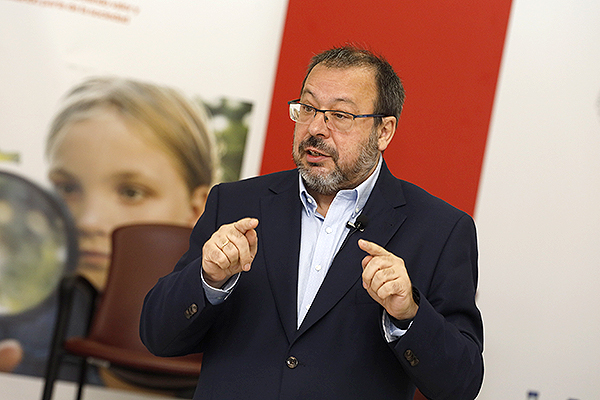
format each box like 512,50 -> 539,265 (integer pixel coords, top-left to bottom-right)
188,185 -> 210,224
377,116 -> 397,151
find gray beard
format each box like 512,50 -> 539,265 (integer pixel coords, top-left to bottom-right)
293,130 -> 380,196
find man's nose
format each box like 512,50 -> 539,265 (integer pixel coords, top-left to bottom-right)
308,111 -> 330,137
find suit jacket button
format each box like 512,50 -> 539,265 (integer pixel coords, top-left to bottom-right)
286,356 -> 299,369
184,303 -> 198,319
404,349 -> 419,367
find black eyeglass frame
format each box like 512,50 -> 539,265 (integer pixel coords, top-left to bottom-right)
288,99 -> 392,124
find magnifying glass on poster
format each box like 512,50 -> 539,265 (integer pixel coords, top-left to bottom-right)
0,170 -> 78,317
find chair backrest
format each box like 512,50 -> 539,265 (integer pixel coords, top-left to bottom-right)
87,224 -> 192,352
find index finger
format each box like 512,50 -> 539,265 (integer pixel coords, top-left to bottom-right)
358,239 -> 390,257
233,217 -> 259,271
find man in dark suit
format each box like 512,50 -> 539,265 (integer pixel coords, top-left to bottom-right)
140,46 -> 483,400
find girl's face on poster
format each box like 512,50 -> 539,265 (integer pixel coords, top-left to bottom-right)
47,108 -> 206,289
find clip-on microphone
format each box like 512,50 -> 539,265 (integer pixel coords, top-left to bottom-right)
346,214 -> 369,232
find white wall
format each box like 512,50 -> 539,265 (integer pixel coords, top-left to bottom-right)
475,0 -> 600,398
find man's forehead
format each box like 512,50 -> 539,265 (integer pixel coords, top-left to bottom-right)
301,88 -> 358,106
301,65 -> 376,107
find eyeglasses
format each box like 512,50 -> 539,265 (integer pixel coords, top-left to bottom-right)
288,99 -> 391,133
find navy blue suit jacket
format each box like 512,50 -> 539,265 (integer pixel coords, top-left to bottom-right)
140,162 -> 483,400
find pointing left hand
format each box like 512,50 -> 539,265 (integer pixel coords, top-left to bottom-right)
359,239 -> 419,320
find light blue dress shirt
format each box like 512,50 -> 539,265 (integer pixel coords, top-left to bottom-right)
296,158 -> 380,327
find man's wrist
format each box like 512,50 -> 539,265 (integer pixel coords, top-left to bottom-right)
390,286 -> 421,324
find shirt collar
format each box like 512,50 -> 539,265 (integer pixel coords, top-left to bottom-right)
298,155 -> 383,218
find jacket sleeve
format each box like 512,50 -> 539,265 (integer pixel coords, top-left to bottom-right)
392,214 -> 484,400
140,184 -> 225,357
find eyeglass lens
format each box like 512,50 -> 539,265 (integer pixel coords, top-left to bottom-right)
289,103 -> 355,132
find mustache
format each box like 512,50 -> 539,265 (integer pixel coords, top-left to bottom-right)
298,136 -> 338,161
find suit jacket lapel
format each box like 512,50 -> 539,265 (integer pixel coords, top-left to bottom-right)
259,172 -> 302,343
296,162 -> 407,337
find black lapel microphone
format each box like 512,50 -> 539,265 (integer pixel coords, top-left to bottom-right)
340,214 -> 369,252
346,214 -> 369,232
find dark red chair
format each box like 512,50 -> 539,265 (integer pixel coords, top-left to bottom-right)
41,224 -> 202,400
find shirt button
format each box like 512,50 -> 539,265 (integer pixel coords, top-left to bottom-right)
325,227 -> 332,234
286,356 -> 299,369
315,264 -> 322,271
